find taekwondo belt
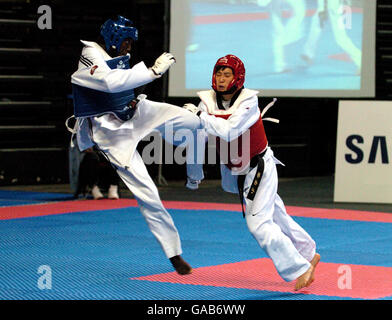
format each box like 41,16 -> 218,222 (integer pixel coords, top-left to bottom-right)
237,149 -> 266,218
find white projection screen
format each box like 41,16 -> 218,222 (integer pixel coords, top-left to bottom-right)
169,0 -> 376,98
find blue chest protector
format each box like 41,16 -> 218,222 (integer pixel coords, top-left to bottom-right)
72,55 -> 136,121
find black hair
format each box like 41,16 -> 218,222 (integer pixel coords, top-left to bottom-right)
215,65 -> 234,74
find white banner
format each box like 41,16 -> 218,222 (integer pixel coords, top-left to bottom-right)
334,100 -> 392,204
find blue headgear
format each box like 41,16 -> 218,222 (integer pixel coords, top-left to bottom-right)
100,16 -> 138,54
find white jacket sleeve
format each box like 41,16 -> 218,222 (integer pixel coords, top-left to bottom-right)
71,46 -> 157,93
198,96 -> 260,142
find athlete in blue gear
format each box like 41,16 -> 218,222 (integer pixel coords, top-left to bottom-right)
68,16 -> 204,275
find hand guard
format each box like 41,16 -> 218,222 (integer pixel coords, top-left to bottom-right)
151,52 -> 176,76
183,103 -> 202,116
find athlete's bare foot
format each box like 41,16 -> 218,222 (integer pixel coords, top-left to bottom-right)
169,255 -> 193,275
294,265 -> 314,291
294,253 -> 321,291
307,253 -> 321,287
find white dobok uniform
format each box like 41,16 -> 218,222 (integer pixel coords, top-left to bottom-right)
196,88 -> 316,281
69,40 -> 203,259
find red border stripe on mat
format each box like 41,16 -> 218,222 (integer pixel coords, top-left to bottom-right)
0,199 -> 138,220
161,201 -> 392,223
285,206 -> 392,223
1,199 -> 391,223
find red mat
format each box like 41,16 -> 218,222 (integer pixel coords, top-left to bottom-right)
131,258 -> 392,299
1,199 -> 392,223
0,199 -> 138,220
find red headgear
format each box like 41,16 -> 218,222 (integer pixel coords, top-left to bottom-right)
212,54 -> 245,94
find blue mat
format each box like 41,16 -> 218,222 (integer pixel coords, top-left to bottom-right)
1,199 -> 392,300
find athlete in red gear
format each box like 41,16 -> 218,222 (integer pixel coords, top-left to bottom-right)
184,54 -> 320,291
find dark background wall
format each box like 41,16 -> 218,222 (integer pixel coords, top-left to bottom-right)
0,0 -> 390,186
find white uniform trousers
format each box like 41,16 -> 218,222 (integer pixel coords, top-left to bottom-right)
243,148 -> 316,281
89,98 -> 203,258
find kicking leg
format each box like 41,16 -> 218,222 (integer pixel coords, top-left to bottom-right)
156,106 -> 205,183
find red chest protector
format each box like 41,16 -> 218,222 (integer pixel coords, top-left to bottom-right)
212,113 -> 268,170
